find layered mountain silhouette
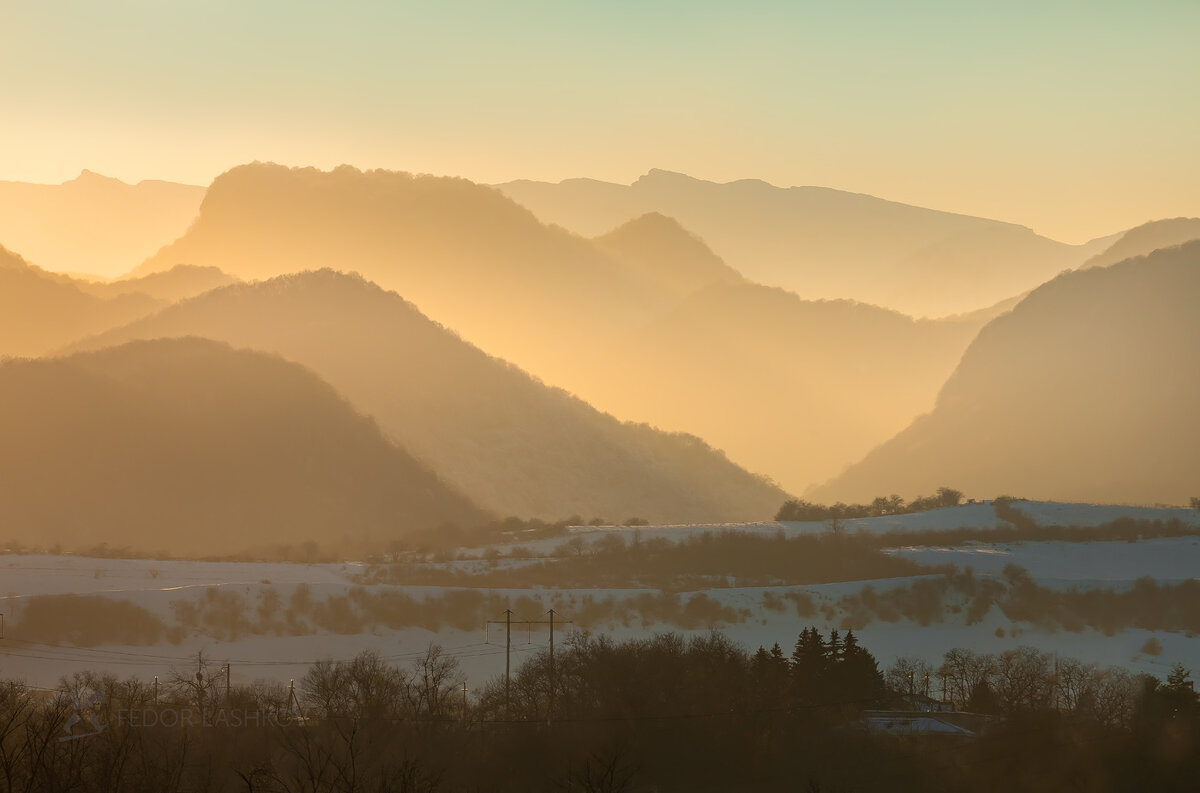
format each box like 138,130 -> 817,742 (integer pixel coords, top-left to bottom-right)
78,264 -> 238,303
71,270 -> 788,522
0,337 -> 487,556
134,163 -> 669,380
1080,217 -> 1200,270
0,170 -> 203,278
811,241 -> 1200,505
126,163 -> 993,493
498,170 -> 1113,317
0,245 -> 160,358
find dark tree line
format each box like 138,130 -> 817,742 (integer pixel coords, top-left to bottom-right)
358,529 -> 929,589
869,513 -> 1200,548
2,632 -> 1198,791
775,487 -> 964,522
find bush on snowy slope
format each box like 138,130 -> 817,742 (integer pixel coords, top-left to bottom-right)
833,568 -> 1200,636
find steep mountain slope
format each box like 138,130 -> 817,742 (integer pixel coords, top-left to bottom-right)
0,338 -> 487,556
498,170 -> 1109,317
71,270 -> 788,522
0,170 -> 204,278
1081,218 -> 1200,270
564,282 -> 983,492
811,241 -> 1200,505
0,245 -> 160,358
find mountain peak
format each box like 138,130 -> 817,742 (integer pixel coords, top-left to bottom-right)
609,211 -> 686,233
70,269 -> 787,523
69,169 -> 128,187
634,168 -> 699,186
594,212 -> 743,298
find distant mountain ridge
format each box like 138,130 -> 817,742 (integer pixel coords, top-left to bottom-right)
1081,218 -> 1200,270
0,337 -> 488,556
79,264 -> 238,303
9,161 -> 1195,525
570,280 -> 984,491
498,169 -> 1112,317
0,245 -> 161,358
0,170 -> 204,278
124,162 -> 995,493
811,241 -> 1200,505
71,270 -> 789,523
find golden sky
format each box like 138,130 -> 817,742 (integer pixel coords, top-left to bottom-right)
3,0 -> 1197,243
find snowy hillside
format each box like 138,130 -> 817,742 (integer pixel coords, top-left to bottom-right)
890,537 -> 1200,588
481,500 -> 1200,556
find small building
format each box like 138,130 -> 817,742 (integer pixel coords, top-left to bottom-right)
860,712 -> 977,737
855,702 -> 997,738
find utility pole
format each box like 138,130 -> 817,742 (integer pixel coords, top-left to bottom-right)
483,608 -> 574,721
505,609 -> 512,716
287,679 -> 306,721
548,609 -> 556,726
196,655 -> 205,724
1053,653 -> 1060,711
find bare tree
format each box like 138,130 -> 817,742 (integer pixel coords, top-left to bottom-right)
1082,667 -> 1140,729
168,651 -> 225,716
939,648 -> 995,707
885,657 -> 935,699
1053,656 -> 1096,711
993,646 -> 1052,713
405,644 -> 463,724
0,681 -> 37,791
561,744 -> 637,793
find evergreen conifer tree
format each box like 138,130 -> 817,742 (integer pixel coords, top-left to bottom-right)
791,626 -> 828,701
836,629 -> 886,704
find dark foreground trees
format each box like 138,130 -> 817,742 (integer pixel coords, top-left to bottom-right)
0,635 -> 1197,792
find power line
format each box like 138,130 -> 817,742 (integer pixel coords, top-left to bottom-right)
0,637 -> 504,669
485,608 -> 574,720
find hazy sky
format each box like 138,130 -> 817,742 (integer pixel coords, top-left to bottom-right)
3,0 -> 1197,242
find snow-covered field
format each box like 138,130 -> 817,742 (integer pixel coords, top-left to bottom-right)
0,554 -> 361,597
3,581 -> 1193,692
889,537 -> 1200,589
2,502 -> 1198,690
